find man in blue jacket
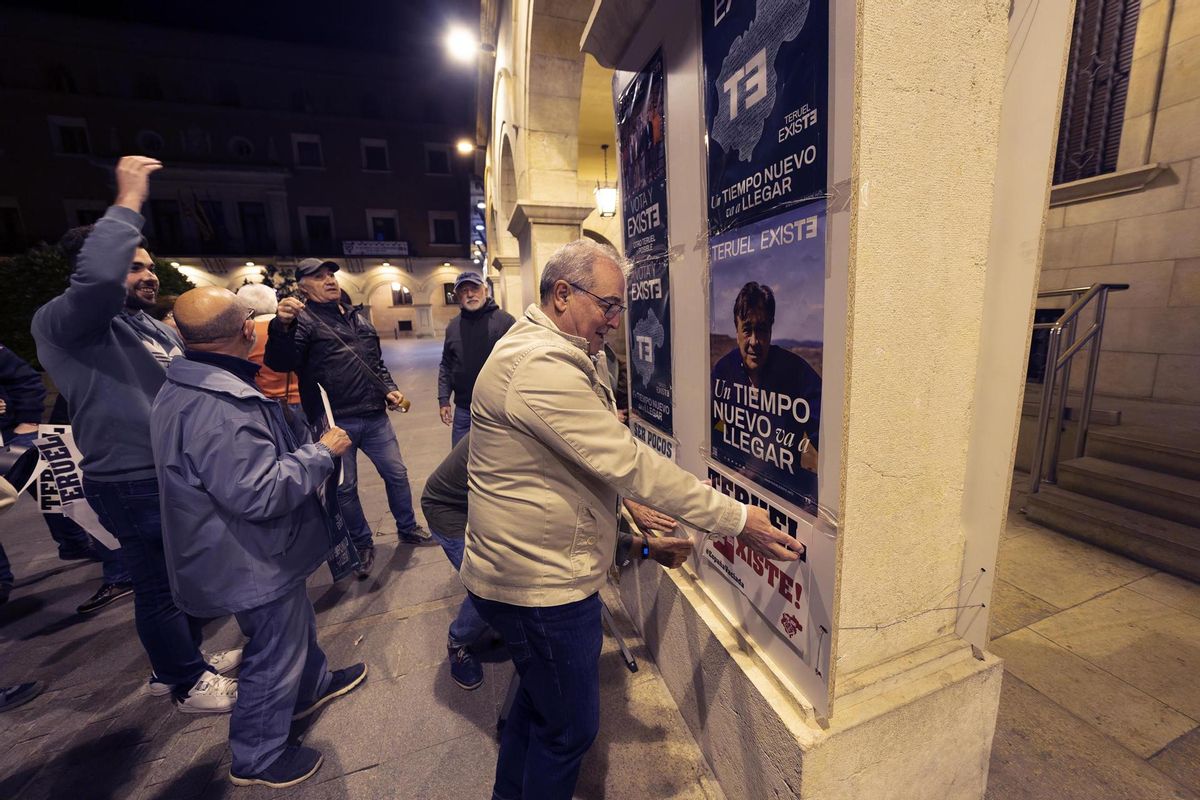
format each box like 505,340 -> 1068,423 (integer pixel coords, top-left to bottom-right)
153,286 -> 368,789
32,156 -> 239,713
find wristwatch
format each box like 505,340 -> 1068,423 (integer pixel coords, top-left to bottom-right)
640,535 -> 651,560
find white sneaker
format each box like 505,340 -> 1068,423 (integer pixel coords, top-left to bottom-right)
176,672 -> 237,714
147,648 -> 244,696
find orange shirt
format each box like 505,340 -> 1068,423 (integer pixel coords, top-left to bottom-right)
249,318 -> 301,404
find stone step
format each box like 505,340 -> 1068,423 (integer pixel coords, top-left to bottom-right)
1057,457 -> 1200,528
1086,425 -> 1200,481
1025,485 -> 1200,582
1020,399 -> 1121,426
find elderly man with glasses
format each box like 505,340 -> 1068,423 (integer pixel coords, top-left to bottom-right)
461,238 -> 803,800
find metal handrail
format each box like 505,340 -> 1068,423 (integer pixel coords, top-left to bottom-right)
1029,282 -> 1128,493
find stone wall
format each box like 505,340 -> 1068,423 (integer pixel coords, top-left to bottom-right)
1040,0 -> 1200,410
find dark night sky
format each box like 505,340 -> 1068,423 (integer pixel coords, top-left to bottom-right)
0,0 -> 480,55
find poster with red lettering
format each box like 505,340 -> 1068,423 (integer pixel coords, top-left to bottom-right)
699,463 -> 832,704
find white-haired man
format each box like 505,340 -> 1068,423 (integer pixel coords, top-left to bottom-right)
461,238 -> 803,800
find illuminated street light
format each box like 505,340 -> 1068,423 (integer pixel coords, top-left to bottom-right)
594,144 -> 618,218
456,139 -> 476,155
170,261 -> 180,267
445,26 -> 478,63
245,261 -> 255,267
476,201 -> 486,210
382,261 -> 391,268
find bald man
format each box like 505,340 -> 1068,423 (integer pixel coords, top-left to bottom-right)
150,287 -> 368,789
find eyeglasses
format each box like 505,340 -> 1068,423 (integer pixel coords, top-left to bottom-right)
567,282 -> 626,321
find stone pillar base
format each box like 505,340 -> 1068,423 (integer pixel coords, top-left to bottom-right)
618,562 -> 1003,800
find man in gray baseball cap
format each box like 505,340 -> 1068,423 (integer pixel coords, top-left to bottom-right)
437,271 -> 514,445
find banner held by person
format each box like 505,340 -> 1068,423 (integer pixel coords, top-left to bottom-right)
32,425 -> 119,550
314,383 -> 359,582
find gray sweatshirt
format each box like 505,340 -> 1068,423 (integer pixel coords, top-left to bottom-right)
32,205 -> 184,482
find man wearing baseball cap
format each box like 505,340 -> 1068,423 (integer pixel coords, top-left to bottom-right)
264,258 -> 425,580
436,271 -> 514,445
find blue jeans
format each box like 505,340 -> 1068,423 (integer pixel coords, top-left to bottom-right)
83,476 -> 207,689
451,405 -> 471,447
230,582 -> 331,776
336,412 -> 417,549
430,530 -> 488,648
6,430 -> 128,584
470,592 -> 602,800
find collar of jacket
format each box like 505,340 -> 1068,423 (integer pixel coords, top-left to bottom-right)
165,357 -> 270,403
523,304 -> 589,354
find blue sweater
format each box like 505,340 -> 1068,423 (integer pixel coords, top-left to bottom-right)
32,206 -> 184,482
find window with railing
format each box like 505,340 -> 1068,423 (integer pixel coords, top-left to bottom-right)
1053,0 -> 1141,184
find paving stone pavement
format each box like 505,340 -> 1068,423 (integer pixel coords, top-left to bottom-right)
0,339 -> 725,800
7,336 -> 1200,799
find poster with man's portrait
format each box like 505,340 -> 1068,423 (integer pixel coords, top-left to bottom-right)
709,200 -> 824,513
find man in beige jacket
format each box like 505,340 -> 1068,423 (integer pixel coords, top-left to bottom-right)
461,238 -> 802,800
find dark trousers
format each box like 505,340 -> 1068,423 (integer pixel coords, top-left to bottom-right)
230,582 -> 330,775
83,476 -> 207,689
470,592 -> 602,800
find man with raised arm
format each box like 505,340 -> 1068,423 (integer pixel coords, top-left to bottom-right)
32,156 -> 239,713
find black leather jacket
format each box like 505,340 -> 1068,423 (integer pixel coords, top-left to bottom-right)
264,301 -> 397,423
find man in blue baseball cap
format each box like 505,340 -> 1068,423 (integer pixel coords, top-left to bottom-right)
436,271 -> 514,445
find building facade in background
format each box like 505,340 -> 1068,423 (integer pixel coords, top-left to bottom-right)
1038,0 -> 1200,421
0,8 -> 477,337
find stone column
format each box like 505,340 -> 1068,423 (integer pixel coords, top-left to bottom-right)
506,202 -> 594,308
597,0 -> 1042,797
265,189 -> 291,256
490,255 -> 523,316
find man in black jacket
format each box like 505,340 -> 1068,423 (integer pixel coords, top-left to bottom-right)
265,259 -> 424,580
437,271 -> 515,445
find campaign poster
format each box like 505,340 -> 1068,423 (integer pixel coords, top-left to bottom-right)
617,49 -> 674,435
701,465 -> 829,683
709,201 -> 824,513
702,0 -> 828,234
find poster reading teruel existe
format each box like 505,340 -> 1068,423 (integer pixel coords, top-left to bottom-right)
702,0 -> 828,234
617,50 -> 674,435
709,202 -> 824,513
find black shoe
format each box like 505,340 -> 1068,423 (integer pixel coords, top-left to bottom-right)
0,583 -> 10,606
0,681 -> 43,713
355,547 -> 375,580
76,582 -> 133,614
293,663 -> 368,720
448,644 -> 483,691
58,545 -> 100,562
398,525 -> 429,545
229,745 -> 323,788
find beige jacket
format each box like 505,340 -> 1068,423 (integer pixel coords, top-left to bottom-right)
461,305 -> 746,607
